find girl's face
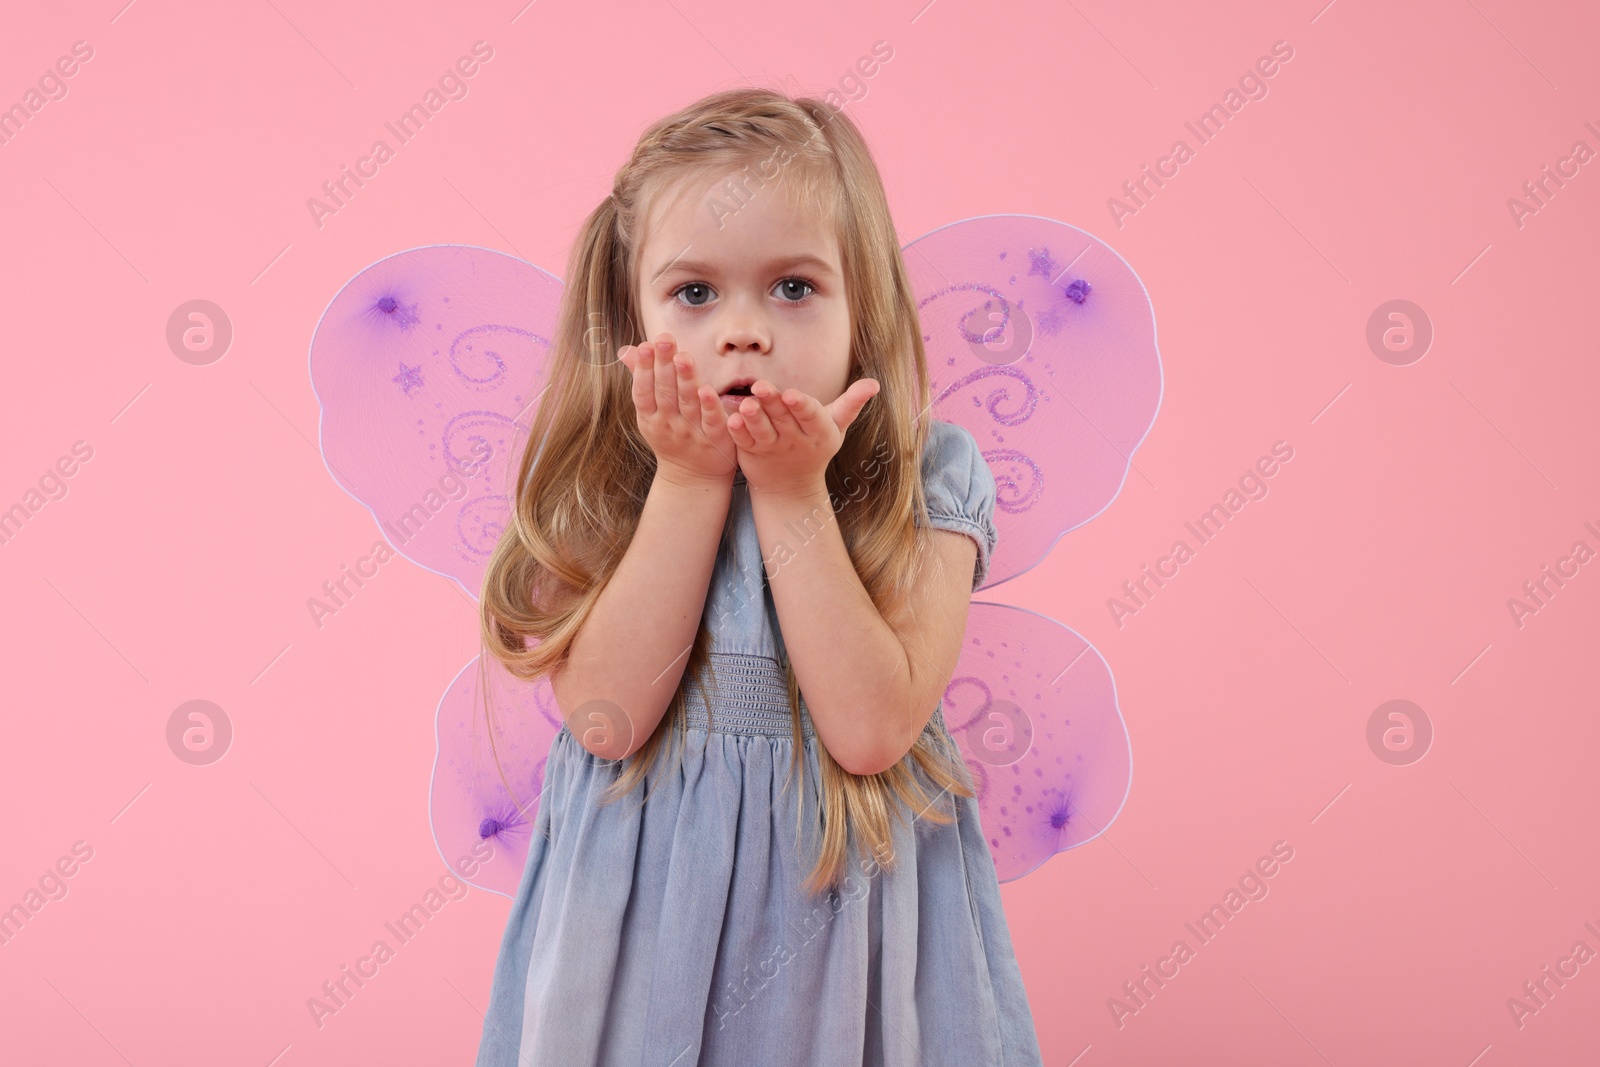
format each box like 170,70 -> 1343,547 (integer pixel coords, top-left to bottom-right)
633,170 -> 853,411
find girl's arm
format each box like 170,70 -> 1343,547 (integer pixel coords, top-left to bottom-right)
748,483 -> 977,777
551,470 -> 732,761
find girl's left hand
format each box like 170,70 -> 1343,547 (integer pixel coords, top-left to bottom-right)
726,377 -> 880,496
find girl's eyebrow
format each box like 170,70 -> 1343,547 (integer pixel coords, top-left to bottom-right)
651,252 -> 837,285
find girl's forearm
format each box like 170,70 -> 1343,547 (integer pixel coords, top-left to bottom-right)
552,470 -> 732,760
747,480 -> 910,777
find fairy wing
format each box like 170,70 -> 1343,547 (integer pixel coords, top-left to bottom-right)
309,244 -> 563,896
308,244 -> 560,594
904,215 -> 1159,882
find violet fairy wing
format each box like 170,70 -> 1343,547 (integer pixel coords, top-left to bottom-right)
432,653 -> 563,897
903,215 -> 1160,881
309,244 -> 563,896
944,603 -> 1132,883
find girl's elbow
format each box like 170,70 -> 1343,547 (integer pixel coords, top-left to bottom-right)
568,706 -> 645,762
555,673 -> 649,761
576,731 -> 630,762
840,734 -> 908,777
842,694 -> 919,776
839,749 -> 888,777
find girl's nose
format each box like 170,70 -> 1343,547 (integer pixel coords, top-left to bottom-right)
714,289 -> 773,353
717,317 -> 770,355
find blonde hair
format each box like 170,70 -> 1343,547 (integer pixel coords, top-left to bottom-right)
476,86 -> 974,896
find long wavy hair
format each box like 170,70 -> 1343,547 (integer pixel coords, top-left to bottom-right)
476,86 -> 975,896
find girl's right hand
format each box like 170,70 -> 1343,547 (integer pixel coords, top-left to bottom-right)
618,333 -> 738,487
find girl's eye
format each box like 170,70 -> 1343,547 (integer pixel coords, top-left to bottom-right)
673,282 -> 714,308
775,277 -> 816,303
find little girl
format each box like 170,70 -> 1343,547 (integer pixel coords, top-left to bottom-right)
473,87 -> 1044,1066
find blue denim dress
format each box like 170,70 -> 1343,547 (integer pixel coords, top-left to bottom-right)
474,419 -> 1045,1066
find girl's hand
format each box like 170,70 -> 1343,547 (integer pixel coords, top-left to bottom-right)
619,333 -> 738,487
726,377 -> 880,496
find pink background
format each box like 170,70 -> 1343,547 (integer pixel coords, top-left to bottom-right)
3,0 -> 1598,1063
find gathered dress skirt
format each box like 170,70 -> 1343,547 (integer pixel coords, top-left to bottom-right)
473,651 -> 1046,1066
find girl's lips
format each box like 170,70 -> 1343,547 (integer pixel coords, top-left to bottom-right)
720,393 -> 752,414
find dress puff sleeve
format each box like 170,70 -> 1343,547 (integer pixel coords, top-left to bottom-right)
918,419 -> 1000,591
